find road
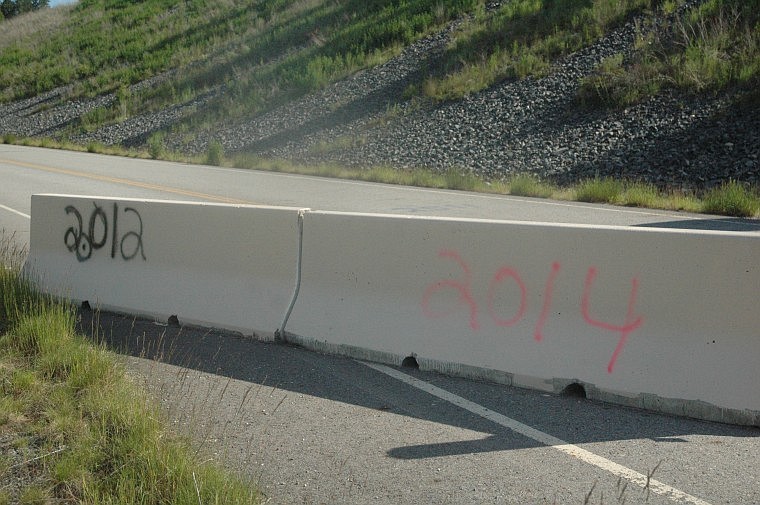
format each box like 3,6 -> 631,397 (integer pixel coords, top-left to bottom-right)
2,145 -> 759,504
3,145 -> 759,249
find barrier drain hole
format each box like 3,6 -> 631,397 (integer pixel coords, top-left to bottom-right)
168,315 -> 180,327
562,383 -> 587,399
401,356 -> 419,369
81,301 -> 91,311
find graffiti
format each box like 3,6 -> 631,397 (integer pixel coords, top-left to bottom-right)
421,250 -> 479,330
64,202 -> 146,262
581,267 -> 642,373
486,266 -> 527,328
421,250 -> 642,373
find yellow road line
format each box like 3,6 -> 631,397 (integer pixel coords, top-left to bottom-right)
0,157 -> 255,205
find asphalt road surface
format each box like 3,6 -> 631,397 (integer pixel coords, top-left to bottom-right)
2,145 -> 759,249
86,312 -> 758,505
3,145 -> 760,504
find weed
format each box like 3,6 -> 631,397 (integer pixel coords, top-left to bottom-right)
444,167 -> 479,191
80,106 -> 110,133
620,181 -> 660,208
509,174 -> 554,198
116,85 -> 130,121
147,132 -> 165,160
575,177 -> 625,203
86,141 -> 103,153
664,191 -> 702,213
19,486 -> 51,505
205,139 -> 224,166
701,180 -> 760,217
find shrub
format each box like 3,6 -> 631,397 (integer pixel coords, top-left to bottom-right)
86,141 -> 107,153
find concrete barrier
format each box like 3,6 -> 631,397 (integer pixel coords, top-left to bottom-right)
284,211 -> 760,425
26,196 -> 760,424
26,194 -> 306,336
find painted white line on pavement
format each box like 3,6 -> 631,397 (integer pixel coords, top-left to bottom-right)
362,362 -> 713,505
0,204 -> 30,219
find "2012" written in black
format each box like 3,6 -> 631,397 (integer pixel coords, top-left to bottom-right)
64,202 -> 146,262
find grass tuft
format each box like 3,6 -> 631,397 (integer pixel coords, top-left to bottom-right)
148,132 -> 165,160
508,174 -> 554,198
205,140 -> 224,166
701,180 -> 760,217
443,168 -> 479,191
620,181 -> 660,208
575,177 -> 625,203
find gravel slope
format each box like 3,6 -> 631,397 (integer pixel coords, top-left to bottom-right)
1,3 -> 757,190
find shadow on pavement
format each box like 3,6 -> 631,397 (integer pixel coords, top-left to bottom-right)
78,308 -> 759,461
634,217 -> 760,232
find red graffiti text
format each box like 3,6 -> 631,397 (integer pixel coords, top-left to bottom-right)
421,250 -> 643,373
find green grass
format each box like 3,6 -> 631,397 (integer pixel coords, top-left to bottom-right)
422,0 -> 654,101
570,176 -> 759,215
1,0 -> 756,149
0,0 -> 480,135
620,181 -> 660,208
579,0 -> 760,107
575,177 -> 626,203
508,174 -> 555,198
205,140 -> 225,166
0,232 -> 260,504
702,180 -> 760,217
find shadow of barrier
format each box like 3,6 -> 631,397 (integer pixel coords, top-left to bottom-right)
26,195 -> 760,425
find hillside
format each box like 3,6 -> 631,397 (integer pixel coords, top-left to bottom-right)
0,0 -> 758,191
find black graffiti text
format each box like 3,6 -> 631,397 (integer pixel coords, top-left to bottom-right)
64,202 -> 146,262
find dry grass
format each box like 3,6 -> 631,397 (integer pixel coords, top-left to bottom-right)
0,231 -> 261,504
0,5 -> 74,51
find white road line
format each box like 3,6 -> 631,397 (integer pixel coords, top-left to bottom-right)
362,362 -> 713,505
0,204 -> 30,219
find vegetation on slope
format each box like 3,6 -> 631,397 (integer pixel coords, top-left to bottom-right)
422,0 -> 655,100
2,0 -> 758,130
579,0 -> 760,106
0,0 -> 476,113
